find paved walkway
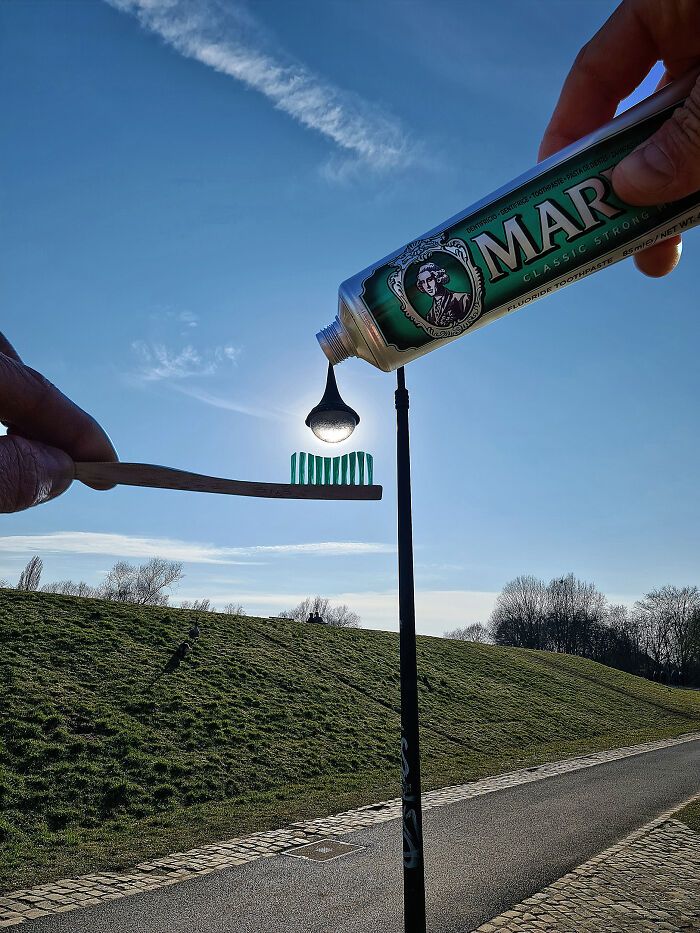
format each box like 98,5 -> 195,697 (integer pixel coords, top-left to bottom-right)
0,732 -> 698,928
473,807 -> 700,932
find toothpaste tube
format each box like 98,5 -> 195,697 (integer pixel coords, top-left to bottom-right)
317,71 -> 700,372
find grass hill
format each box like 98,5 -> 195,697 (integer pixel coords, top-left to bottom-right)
1,589 -> 699,890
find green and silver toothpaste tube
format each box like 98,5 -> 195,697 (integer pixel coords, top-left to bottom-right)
317,71 -> 700,372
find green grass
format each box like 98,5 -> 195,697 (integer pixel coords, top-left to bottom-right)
1,588 -> 699,891
675,799 -> 700,833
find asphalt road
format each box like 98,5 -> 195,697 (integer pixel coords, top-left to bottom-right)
31,740 -> 700,933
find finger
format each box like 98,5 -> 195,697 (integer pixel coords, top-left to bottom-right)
539,0 -> 700,161
632,235 -> 682,277
0,335 -> 22,430
0,436 -> 74,513
610,64 -> 687,276
539,2 -> 659,160
0,332 -> 23,364
0,352 -> 117,490
612,74 -> 700,204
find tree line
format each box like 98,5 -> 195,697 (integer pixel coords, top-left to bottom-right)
446,573 -> 700,687
4,556 -> 361,627
4,555 -> 246,613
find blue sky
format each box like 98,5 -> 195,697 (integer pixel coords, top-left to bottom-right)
1,0 -> 697,635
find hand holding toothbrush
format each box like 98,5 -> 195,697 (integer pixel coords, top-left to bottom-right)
0,332 -> 117,513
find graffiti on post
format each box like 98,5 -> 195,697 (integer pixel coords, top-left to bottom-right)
401,735 -> 422,869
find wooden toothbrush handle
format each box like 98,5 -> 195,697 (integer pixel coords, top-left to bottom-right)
74,462 -> 382,501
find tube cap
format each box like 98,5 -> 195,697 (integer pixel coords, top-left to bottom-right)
316,317 -> 354,365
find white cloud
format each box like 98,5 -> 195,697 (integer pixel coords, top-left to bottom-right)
178,311 -> 199,328
130,340 -> 239,382
169,383 -> 285,420
0,533 -> 394,565
129,340 -> 281,420
107,0 -> 416,172
251,542 -> 394,556
215,346 -> 239,363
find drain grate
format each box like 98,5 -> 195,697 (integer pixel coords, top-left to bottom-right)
283,838 -> 364,862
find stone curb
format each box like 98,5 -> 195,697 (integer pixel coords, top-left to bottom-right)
1,732 -> 698,926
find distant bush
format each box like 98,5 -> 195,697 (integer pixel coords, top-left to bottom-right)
280,595 -> 360,628
180,599 -> 213,611
41,581 -> 95,597
221,602 -> 246,616
443,623 -> 491,643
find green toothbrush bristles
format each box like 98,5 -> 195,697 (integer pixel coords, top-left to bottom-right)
291,452 -> 375,485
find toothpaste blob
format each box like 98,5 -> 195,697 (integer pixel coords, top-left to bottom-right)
317,71 -> 700,373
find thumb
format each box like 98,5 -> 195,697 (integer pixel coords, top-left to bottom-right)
612,74 -> 700,206
0,436 -> 74,513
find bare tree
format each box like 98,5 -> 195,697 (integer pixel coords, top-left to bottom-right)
327,603 -> 361,628
489,573 -> 700,685
281,595 -> 360,628
17,556 -> 43,592
221,602 -> 246,617
546,573 -> 606,655
606,603 -> 632,637
492,573 -> 606,656
634,593 -> 672,682
98,558 -> 183,606
134,558 -> 183,606
98,561 -> 134,602
280,596 -> 326,623
635,585 -> 700,684
667,587 -> 700,683
490,575 -> 549,649
690,608 -> 700,682
444,622 -> 491,643
602,602 -> 645,672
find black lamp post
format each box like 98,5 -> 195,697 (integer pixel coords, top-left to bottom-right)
394,365 -> 426,933
306,363 -> 426,933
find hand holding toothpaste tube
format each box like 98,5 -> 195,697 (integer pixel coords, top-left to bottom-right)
540,0 -> 700,278
0,333 -> 117,513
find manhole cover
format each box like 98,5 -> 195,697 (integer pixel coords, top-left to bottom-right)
283,839 -> 364,862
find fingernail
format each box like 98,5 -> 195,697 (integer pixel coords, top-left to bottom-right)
616,142 -> 675,199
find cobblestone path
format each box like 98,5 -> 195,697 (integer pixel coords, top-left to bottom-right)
473,808 -> 700,932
